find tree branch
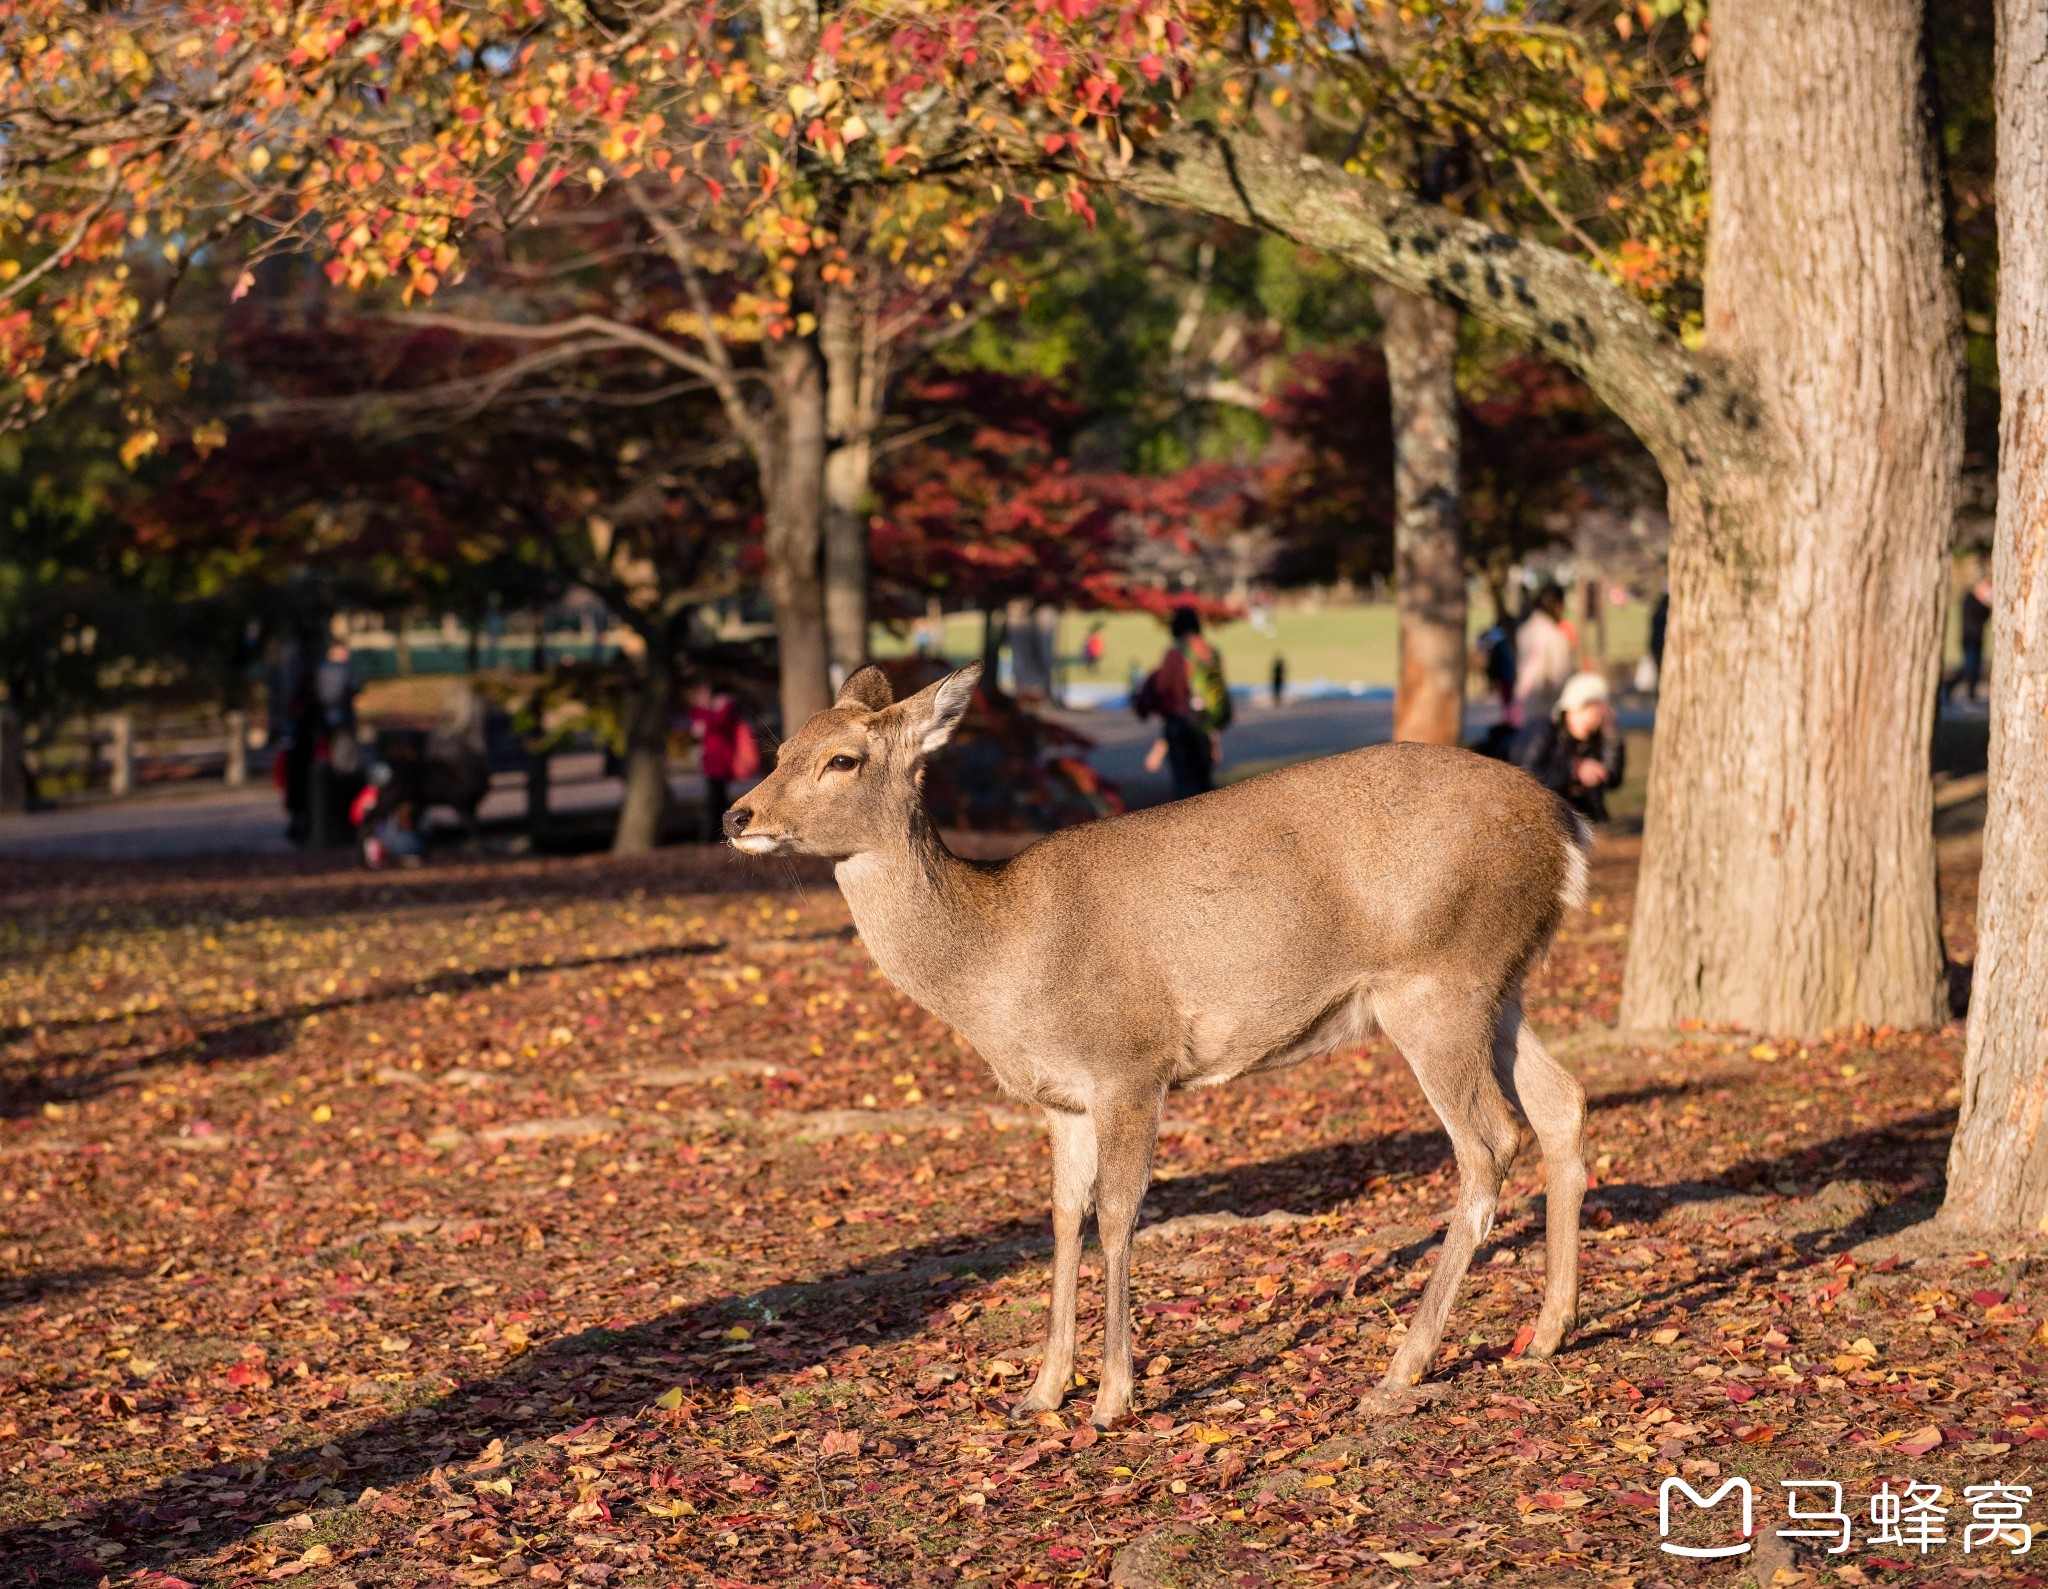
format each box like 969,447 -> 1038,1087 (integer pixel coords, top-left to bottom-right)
382,310 -> 758,397
1112,122 -> 1762,489
0,162 -> 124,308
622,180 -> 769,461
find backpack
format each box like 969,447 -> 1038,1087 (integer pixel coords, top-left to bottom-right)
1190,638 -> 1233,731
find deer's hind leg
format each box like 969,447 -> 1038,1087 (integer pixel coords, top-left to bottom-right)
1373,979 -> 1523,1390
1493,1000 -> 1585,1359
1087,1084 -> 1164,1427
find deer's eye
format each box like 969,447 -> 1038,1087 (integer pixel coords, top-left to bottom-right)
825,754 -> 860,773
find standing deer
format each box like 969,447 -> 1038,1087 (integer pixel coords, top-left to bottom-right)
726,662 -> 1591,1426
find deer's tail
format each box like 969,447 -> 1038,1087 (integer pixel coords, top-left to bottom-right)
1555,806 -> 1593,913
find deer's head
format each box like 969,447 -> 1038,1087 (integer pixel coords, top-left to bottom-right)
723,662 -> 980,859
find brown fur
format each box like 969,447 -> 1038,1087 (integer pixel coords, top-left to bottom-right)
727,663 -> 1592,1426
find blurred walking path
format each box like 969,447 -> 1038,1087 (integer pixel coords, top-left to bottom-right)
0,766 -> 711,863
1,695 -> 1671,862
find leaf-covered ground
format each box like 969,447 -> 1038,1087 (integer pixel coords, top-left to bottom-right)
1,841 -> 2042,1588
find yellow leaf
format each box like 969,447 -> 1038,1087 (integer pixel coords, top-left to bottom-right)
655,1387 -> 684,1410
1301,1474 -> 1336,1489
1191,1425 -> 1232,1444
1378,1552 -> 1428,1569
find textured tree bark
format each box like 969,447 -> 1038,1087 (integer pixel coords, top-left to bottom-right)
821,282 -> 885,683
1620,0 -> 1959,1033
1939,0 -> 2048,1234
613,628 -> 673,855
762,338 -> 833,733
1373,285 -> 1466,747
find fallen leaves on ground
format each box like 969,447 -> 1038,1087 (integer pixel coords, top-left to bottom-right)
0,841 -> 2040,1586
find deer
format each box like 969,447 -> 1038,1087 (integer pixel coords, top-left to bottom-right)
724,661 -> 1592,1427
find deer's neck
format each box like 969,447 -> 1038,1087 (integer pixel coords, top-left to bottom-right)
833,811 -> 992,1029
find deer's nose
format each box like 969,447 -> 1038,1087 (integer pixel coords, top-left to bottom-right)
722,806 -> 753,840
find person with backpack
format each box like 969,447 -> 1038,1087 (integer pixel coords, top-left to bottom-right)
687,677 -> 758,842
1135,605 -> 1231,800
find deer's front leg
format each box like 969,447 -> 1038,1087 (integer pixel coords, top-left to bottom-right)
1088,1087 -> 1163,1428
1011,1110 -> 1096,1421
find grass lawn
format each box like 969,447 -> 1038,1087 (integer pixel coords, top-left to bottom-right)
1,836 -> 2037,1587
874,600 -> 1653,694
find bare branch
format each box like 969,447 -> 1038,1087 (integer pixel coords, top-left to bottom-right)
622,180 -> 768,458
1507,154 -> 1624,280
382,310 -> 750,393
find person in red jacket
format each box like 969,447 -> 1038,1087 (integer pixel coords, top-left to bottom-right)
686,679 -> 742,842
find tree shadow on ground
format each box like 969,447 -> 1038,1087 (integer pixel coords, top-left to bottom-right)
0,1266 -> 132,1314
0,928 -> 857,1119
0,847 -> 831,961
0,1102 -> 1959,1584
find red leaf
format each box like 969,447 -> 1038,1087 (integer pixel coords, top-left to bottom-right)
1724,1383 -> 1755,1402
1508,1324 -> 1537,1358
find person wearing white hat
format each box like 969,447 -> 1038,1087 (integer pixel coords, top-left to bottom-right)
1516,670 -> 1626,821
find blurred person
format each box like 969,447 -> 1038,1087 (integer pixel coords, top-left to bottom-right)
1945,574 -> 1994,702
1518,671 -> 1625,822
1135,606 -> 1231,800
1271,653 -> 1287,706
686,677 -> 745,842
315,640 -> 361,776
1513,583 -> 1574,733
1083,622 -> 1107,675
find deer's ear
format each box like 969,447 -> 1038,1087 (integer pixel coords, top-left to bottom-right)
836,665 -> 894,711
901,662 -> 981,756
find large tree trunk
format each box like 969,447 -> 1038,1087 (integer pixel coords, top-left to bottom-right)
1938,0 -> 2048,1234
1619,0 -> 1959,1033
821,283 -> 884,684
1373,284 -> 1466,747
613,628 -> 673,854
762,338 -> 833,733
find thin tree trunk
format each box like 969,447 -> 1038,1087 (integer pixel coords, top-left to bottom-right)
613,628 -> 673,854
1617,0 -> 1960,1033
1938,0 -> 2048,1234
762,338 -> 832,733
1373,284 -> 1465,747
822,282 -> 883,684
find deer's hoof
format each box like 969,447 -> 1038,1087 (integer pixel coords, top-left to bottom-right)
1008,1390 -> 1064,1423
1525,1313 -> 1576,1360
1357,1381 -> 1452,1419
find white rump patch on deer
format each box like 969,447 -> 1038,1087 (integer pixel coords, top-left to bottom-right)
1557,813 -> 1592,911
